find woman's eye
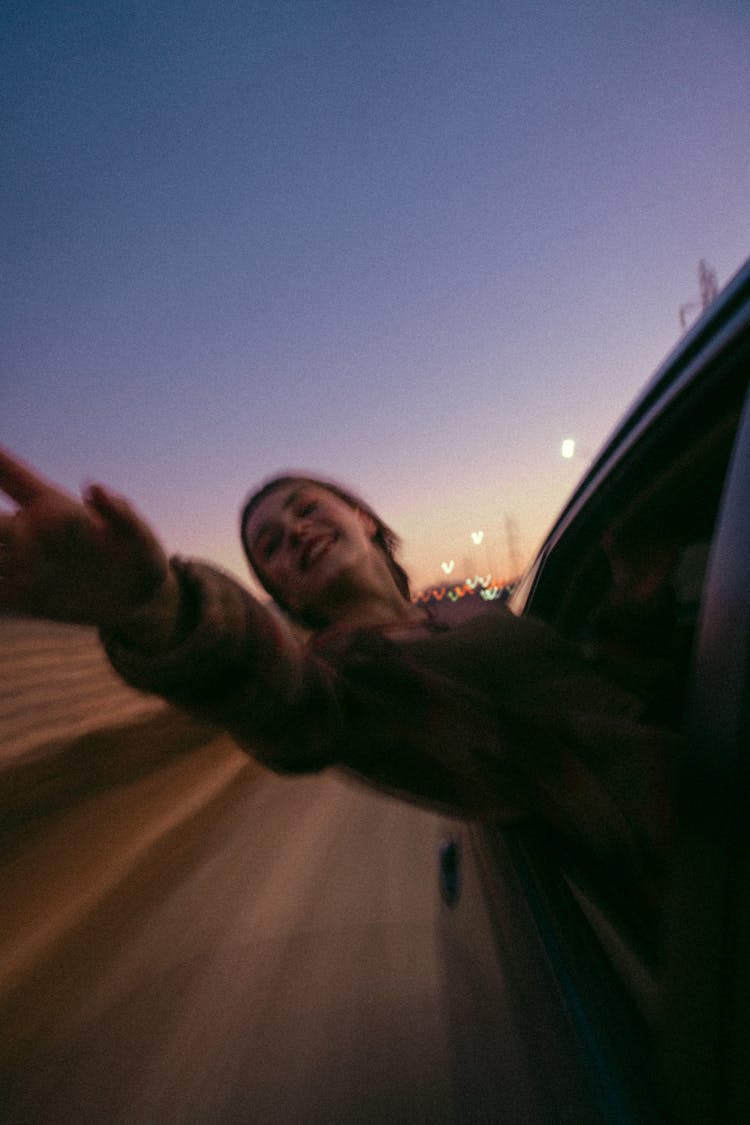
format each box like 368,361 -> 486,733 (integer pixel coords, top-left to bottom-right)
299,501 -> 317,517
261,535 -> 280,559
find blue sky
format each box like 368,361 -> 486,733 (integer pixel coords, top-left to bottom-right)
3,0 -> 749,592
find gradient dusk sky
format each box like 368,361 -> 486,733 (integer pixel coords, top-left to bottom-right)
4,1 -> 749,594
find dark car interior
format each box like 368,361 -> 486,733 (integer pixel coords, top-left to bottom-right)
528,363 -> 748,736
476,313 -> 750,1123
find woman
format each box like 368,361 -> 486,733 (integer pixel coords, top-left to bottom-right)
240,473 -> 418,631
0,448 -> 670,906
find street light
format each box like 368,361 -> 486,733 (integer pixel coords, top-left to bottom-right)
561,438 -> 577,459
561,438 -> 591,463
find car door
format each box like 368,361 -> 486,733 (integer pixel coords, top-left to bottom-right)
456,258 -> 750,1124
660,364 -> 750,1125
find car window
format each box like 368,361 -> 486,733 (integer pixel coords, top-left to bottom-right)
469,269 -> 750,1123
484,330 -> 750,1115
524,361 -> 749,735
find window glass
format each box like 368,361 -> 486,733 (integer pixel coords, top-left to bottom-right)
507,360 -> 750,997
534,371 -> 748,732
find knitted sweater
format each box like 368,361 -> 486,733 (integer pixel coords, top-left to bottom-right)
104,558 -> 672,901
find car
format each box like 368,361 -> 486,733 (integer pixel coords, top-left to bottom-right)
438,256 -> 750,1124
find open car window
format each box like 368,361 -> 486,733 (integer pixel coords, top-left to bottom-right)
516,336 -> 749,727
483,266 -> 750,1123
508,297 -> 750,912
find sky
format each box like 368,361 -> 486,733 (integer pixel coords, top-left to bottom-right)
3,0 -> 749,595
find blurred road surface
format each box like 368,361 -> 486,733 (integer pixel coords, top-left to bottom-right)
0,615 -> 599,1125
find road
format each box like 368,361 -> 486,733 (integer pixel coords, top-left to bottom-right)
2,713 -> 488,1124
1,616 -> 602,1125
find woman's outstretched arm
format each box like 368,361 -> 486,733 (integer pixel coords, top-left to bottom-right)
0,446 -> 184,648
0,447 -> 321,761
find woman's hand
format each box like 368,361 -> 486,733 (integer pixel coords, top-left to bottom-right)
0,447 -> 176,634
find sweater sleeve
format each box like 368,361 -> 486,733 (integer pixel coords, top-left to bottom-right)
100,561 -> 526,812
102,563 -> 671,900
102,558 -> 341,773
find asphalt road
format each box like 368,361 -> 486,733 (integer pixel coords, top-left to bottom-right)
1,615 -> 604,1125
2,706 -> 490,1124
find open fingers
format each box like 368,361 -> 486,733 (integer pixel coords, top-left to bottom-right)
84,484 -> 151,541
0,447 -> 57,506
84,483 -> 132,522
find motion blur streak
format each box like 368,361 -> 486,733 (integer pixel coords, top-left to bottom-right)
1,615 -> 602,1124
1,616 -> 463,1123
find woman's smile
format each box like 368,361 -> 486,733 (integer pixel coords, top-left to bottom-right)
242,478 -> 408,626
299,531 -> 337,572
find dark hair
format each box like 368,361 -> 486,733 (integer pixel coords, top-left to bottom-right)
240,474 -> 411,628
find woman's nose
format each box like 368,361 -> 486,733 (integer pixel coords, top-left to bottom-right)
289,515 -> 311,542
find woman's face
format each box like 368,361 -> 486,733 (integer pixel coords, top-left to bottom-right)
243,481 -> 379,618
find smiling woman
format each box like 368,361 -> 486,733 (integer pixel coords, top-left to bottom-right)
240,475 -> 414,629
0,447 -> 672,918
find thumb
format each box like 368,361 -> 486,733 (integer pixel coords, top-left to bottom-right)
83,483 -> 141,529
83,484 -> 166,580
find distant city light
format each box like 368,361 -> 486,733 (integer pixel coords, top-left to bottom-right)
465,575 -> 491,589
441,560 -> 455,575
470,530 -> 484,544
414,574 -> 515,605
561,438 -> 576,459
